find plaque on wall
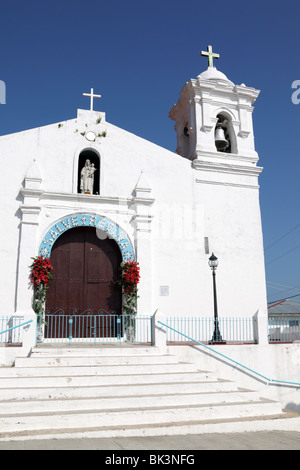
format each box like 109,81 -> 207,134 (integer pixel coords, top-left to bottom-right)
159,286 -> 169,296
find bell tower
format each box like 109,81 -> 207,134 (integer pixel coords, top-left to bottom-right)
169,47 -> 267,321
169,46 -> 260,168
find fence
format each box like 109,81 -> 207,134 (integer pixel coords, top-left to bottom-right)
3,313 -> 300,347
165,316 -> 257,344
36,310 -> 152,345
0,316 -> 25,345
268,315 -> 300,343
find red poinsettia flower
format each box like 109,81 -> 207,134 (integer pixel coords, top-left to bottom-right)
120,261 -> 140,292
30,255 -> 53,287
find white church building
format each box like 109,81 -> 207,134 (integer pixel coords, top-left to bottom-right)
1,46 -> 267,339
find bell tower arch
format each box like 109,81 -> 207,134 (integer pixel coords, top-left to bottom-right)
214,111 -> 237,154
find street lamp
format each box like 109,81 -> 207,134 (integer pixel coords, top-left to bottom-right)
208,253 -> 225,344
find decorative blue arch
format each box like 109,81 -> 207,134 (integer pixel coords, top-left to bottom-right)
39,213 -> 135,262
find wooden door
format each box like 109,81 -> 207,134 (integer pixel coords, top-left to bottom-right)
45,226 -> 122,338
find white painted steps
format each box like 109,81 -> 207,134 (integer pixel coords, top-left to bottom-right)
0,377 -> 235,401
0,346 -> 298,440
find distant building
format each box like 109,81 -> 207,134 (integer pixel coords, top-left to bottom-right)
268,300 -> 300,342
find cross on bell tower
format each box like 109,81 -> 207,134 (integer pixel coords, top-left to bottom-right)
201,45 -> 220,68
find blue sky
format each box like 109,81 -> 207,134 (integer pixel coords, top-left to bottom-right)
0,0 -> 299,304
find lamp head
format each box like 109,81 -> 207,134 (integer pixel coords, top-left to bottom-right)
208,252 -> 218,269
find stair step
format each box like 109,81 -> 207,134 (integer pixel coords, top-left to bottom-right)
0,390 -> 261,416
0,401 -> 283,437
0,362 -> 200,381
14,354 -> 179,367
0,366 -> 214,387
30,347 -> 161,357
0,378 -> 235,401
0,371 -> 219,390
0,363 -> 213,378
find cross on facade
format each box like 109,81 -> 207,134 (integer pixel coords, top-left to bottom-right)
201,45 -> 220,68
83,88 -> 101,111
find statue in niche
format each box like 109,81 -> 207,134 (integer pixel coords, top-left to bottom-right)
80,159 -> 97,194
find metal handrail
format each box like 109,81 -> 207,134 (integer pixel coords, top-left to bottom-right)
158,320 -> 300,388
0,319 -> 33,336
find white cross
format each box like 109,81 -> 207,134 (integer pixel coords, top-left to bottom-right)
83,88 -> 101,111
201,45 -> 220,68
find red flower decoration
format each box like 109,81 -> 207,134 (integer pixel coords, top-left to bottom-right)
120,261 -> 140,293
30,256 -> 53,287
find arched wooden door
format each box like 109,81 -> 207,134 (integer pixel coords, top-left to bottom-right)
45,226 -> 122,338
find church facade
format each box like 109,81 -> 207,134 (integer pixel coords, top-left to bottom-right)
0,49 -> 267,327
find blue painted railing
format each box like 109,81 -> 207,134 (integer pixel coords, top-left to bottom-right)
158,320 -> 300,388
166,316 -> 256,344
36,312 -> 152,345
0,318 -> 33,345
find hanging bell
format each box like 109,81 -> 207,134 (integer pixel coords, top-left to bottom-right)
215,126 -> 229,151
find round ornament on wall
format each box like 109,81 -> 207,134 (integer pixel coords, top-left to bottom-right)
85,131 -> 96,142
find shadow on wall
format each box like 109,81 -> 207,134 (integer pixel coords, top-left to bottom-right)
285,402 -> 300,413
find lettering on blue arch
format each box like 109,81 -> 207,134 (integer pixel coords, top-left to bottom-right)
39,214 -> 135,261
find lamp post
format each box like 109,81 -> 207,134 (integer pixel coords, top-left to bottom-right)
208,253 -> 225,344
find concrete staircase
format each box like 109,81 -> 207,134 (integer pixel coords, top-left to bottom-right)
0,346 -> 298,441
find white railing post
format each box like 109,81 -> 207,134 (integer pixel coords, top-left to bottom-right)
253,309 -> 269,345
152,309 -> 167,352
22,311 -> 37,355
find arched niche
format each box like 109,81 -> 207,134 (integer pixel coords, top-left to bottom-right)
77,149 -> 100,195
